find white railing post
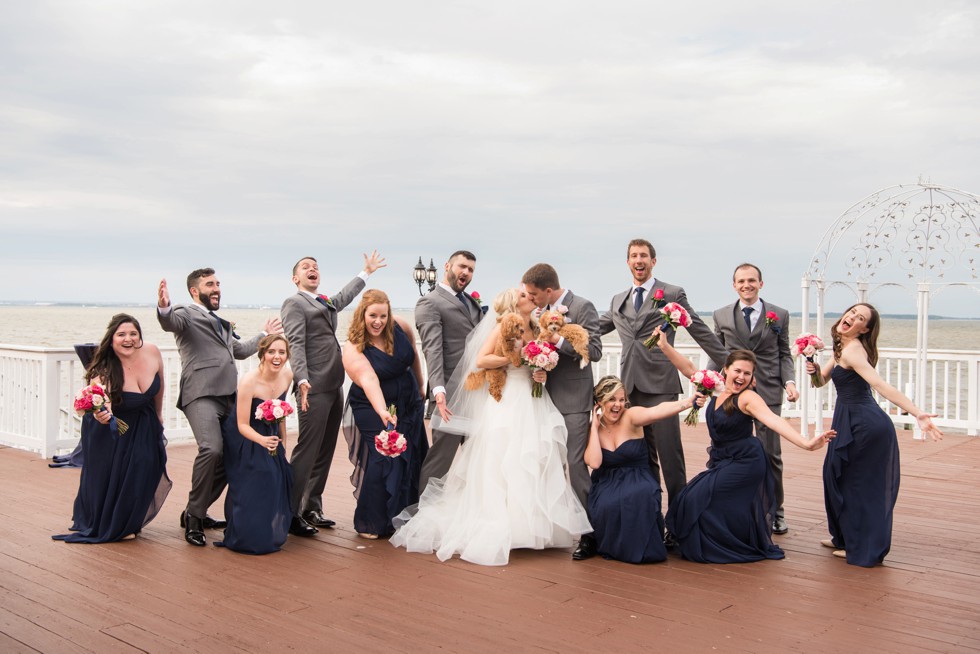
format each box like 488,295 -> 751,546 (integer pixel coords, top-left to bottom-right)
800,274 -> 811,437
40,353 -> 61,459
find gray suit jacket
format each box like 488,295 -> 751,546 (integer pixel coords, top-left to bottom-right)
415,286 -> 483,397
712,300 -> 794,406
598,280 -> 728,395
280,277 -> 366,395
158,304 -> 261,408
544,290 -> 603,415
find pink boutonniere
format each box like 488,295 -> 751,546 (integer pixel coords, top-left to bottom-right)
650,288 -> 665,308
318,294 -> 333,306
553,304 -> 569,315
470,291 -> 482,305
765,311 -> 781,334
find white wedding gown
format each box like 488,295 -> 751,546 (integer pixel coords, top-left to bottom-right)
390,366 -> 592,566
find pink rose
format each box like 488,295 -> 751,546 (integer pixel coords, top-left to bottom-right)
653,289 -> 664,301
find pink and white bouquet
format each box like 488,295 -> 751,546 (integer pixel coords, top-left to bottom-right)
643,302 -> 692,349
521,339 -> 560,398
254,398 -> 294,455
791,333 -> 826,386
74,383 -> 129,434
684,369 -> 725,426
375,404 -> 407,457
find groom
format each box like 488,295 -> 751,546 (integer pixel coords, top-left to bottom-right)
416,250 -> 483,492
522,263 -> 602,560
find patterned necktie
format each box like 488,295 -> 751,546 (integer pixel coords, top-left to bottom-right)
742,306 -> 754,330
633,287 -> 645,313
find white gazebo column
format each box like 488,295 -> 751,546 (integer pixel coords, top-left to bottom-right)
800,274 -> 811,437
814,278 -> 826,434
914,282 -> 930,440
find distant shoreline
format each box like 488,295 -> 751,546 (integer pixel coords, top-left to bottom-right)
1,301 -> 976,321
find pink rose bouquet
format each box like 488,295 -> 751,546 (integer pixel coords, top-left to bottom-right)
684,369 -> 725,426
375,404 -> 407,457
643,302 -> 692,349
254,398 -> 294,455
791,333 -> 826,386
74,383 -> 129,435
521,339 -> 560,398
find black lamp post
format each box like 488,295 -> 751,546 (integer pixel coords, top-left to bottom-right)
414,257 -> 439,295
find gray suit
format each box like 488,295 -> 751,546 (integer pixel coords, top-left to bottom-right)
712,300 -> 794,519
281,277 -> 366,516
598,280 -> 727,505
543,290 -> 603,508
416,285 -> 483,490
158,304 -> 262,517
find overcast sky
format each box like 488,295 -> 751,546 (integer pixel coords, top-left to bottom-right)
2,1 -> 978,316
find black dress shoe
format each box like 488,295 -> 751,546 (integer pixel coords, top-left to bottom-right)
302,510 -> 336,528
772,517 -> 788,535
180,511 -> 227,530
289,516 -> 319,537
663,530 -> 678,551
572,534 -> 597,561
184,514 -> 206,547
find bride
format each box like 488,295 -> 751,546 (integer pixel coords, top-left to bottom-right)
390,287 -> 591,565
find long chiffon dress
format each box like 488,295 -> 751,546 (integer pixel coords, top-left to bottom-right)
823,366 -> 900,567
588,439 -> 667,563
344,325 -> 428,538
53,374 -> 171,543
665,394 -> 784,563
215,394 -> 294,554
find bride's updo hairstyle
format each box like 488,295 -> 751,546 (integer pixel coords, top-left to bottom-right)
348,289 -> 395,354
493,288 -> 520,319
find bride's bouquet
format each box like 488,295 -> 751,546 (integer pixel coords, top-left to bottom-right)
521,339 -> 559,398
791,333 -> 826,386
74,383 -> 129,435
684,370 -> 725,426
375,405 -> 407,457
255,398 -> 294,455
642,302 -> 692,349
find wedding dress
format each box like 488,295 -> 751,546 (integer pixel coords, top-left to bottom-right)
390,313 -> 591,566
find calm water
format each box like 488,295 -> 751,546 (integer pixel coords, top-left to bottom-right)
1,305 -> 977,351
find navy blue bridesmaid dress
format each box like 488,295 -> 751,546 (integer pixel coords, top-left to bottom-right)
823,366 -> 900,567
666,394 -> 784,563
345,325 -> 428,537
53,374 -> 172,543
215,394 -> 294,554
588,438 -> 667,563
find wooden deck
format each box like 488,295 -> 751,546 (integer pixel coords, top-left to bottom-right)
2,421 -> 978,653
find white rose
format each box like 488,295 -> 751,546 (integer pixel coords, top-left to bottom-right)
272,406 -> 285,419
803,345 -> 816,356
91,395 -> 105,408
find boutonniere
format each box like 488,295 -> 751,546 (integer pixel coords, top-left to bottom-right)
553,304 -> 569,315
649,288 -> 665,309
318,294 -> 333,306
470,291 -> 482,305
229,322 -> 241,340
765,311 -> 781,334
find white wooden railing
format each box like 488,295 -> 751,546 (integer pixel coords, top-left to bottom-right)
1,343 -> 977,457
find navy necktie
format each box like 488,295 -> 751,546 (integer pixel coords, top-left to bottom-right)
208,310 -> 225,336
742,306 -> 754,330
633,287 -> 645,313
456,292 -> 467,307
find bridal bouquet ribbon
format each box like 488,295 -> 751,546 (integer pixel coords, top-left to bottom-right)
521,339 -> 559,398
643,302 -> 692,349
254,398 -> 294,455
684,370 -> 725,426
791,333 -> 826,386
74,383 -> 129,435
375,405 -> 407,457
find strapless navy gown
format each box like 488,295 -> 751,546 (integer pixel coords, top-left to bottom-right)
823,366 -> 900,567
666,395 -> 783,563
215,394 -> 294,554
345,325 -> 428,537
53,374 -> 172,543
588,438 -> 667,563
